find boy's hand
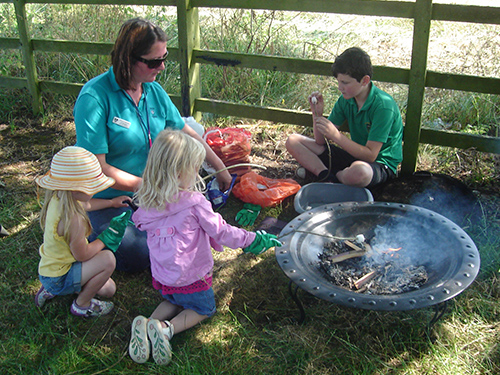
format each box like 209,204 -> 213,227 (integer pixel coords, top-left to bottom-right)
309,92 -> 324,117
315,117 -> 340,142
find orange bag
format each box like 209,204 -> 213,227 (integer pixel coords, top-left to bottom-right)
232,172 -> 301,207
204,128 -> 252,176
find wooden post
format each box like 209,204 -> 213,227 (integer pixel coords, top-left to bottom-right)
13,0 -> 42,115
177,0 -> 201,120
401,0 -> 433,175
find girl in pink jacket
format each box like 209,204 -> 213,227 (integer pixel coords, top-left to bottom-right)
129,130 -> 281,366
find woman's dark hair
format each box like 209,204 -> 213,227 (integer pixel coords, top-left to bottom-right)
331,47 -> 373,82
111,18 -> 167,90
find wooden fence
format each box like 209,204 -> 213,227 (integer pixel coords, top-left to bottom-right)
0,0 -> 499,174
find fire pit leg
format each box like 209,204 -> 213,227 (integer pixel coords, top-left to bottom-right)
427,301 -> 448,332
288,281 -> 306,324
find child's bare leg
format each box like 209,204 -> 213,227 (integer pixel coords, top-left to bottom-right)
168,309 -> 208,335
286,134 -> 327,176
77,250 -> 116,307
150,302 -> 208,335
150,301 -> 183,321
337,161 -> 373,187
92,277 -> 115,300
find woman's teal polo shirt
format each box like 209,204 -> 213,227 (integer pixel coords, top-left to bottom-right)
74,67 -> 185,199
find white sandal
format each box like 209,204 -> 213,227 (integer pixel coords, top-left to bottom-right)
147,319 -> 172,365
129,315 -> 150,363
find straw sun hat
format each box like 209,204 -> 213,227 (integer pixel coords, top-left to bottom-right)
36,146 -> 115,195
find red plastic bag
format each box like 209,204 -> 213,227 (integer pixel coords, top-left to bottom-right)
232,172 -> 301,207
204,128 -> 252,176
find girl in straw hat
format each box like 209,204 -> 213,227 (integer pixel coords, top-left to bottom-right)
35,146 -> 132,317
128,130 -> 281,365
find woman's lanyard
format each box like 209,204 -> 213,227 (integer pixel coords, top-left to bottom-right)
124,89 -> 152,149
134,92 -> 152,148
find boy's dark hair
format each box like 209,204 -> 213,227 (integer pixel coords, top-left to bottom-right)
331,47 -> 373,82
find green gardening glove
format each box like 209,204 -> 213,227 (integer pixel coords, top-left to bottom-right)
243,230 -> 282,255
235,203 -> 261,226
97,211 -> 133,252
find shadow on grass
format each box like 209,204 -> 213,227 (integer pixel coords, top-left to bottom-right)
1,111 -> 500,374
209,248 -> 444,374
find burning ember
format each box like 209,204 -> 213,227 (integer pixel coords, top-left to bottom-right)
318,234 -> 428,294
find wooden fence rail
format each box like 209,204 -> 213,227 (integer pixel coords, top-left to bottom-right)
0,0 -> 499,174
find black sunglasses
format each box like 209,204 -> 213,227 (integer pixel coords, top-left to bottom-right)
133,51 -> 169,69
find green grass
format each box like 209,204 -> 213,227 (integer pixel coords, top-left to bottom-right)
1,107 -> 500,374
1,4 -> 500,374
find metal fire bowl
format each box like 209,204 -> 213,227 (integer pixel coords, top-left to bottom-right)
276,202 -> 480,311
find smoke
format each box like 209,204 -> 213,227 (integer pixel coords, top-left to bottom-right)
409,187 -> 471,226
372,173 -> 480,228
366,209 -> 450,269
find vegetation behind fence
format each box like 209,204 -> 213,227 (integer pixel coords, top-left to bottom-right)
0,0 -> 499,174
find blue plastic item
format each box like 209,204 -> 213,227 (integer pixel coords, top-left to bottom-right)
294,182 -> 373,213
206,173 -> 237,209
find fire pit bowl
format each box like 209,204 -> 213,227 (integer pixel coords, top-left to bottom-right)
276,201 -> 480,311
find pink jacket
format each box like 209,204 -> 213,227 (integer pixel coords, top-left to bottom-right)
132,191 -> 256,287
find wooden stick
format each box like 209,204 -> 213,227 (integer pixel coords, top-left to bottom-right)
344,240 -> 363,252
328,249 -> 366,263
354,271 -> 378,289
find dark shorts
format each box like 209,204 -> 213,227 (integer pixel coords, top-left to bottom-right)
162,288 -> 217,317
319,144 -> 396,187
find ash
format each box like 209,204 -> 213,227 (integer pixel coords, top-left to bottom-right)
318,239 -> 428,294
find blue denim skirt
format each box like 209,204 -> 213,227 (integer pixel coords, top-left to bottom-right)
39,261 -> 82,296
162,288 -> 217,317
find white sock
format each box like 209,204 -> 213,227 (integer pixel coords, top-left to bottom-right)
162,320 -> 174,340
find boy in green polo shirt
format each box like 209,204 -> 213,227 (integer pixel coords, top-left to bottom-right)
286,47 -> 403,188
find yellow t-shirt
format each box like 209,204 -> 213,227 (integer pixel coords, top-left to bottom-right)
38,196 -> 78,277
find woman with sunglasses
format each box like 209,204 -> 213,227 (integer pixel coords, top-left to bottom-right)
73,18 -> 232,273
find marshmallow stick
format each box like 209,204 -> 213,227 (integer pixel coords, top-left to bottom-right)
311,96 -> 318,125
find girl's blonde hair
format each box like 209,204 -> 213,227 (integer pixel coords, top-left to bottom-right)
136,130 -> 206,210
39,190 -> 92,243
